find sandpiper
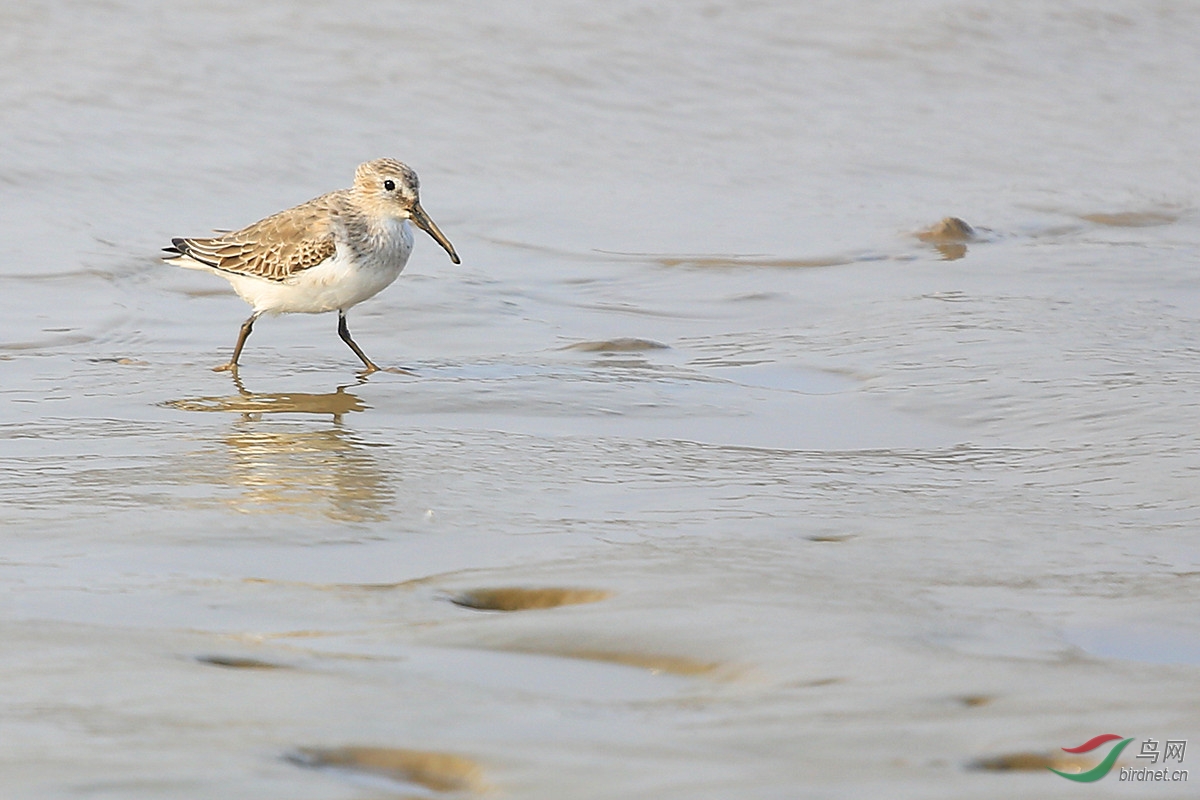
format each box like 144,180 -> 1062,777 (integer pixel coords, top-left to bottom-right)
164,158 -> 459,373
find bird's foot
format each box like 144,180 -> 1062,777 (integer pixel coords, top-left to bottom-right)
357,365 -> 417,377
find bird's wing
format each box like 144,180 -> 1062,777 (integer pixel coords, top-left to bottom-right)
164,192 -> 341,282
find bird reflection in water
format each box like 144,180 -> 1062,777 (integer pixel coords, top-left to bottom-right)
166,371 -> 368,421
165,374 -> 392,522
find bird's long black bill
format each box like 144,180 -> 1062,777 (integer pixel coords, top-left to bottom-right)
410,203 -> 460,264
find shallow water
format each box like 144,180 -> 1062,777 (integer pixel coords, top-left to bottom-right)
2,1 -> 1199,797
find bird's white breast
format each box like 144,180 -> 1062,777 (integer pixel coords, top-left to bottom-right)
227,218 -> 414,315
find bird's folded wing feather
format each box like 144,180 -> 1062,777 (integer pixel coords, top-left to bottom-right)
167,193 -> 340,282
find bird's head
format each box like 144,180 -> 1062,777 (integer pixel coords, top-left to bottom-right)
355,158 -> 460,264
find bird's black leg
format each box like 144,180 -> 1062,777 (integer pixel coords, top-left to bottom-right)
338,311 -> 380,373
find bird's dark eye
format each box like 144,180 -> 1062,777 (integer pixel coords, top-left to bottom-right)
383,179 -> 396,191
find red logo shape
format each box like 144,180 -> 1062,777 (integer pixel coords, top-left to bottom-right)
1061,734 -> 1124,754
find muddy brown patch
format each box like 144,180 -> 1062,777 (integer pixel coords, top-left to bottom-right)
565,338 -> 669,352
502,644 -> 724,676
916,217 -> 976,243
1081,211 -> 1178,227
916,217 -> 976,261
969,751 -> 1091,772
195,654 -> 289,670
450,586 -> 612,611
288,746 -> 487,793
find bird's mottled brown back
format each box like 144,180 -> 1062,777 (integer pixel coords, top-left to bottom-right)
170,192 -> 342,281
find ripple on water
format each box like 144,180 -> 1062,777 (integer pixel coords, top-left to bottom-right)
1064,623 -> 1200,666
